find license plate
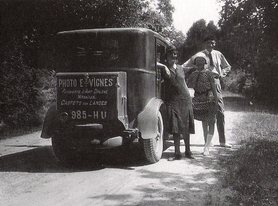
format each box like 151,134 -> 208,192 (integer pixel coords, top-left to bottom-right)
57,73 -> 118,121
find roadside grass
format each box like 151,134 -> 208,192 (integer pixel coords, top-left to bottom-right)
220,112 -> 278,205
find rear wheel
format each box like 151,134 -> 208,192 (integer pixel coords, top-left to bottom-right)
143,111 -> 164,163
52,135 -> 81,166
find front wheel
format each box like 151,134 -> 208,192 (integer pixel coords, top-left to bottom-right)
143,111 -> 164,163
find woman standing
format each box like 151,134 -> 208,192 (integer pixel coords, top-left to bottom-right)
188,54 -> 218,155
161,45 -> 195,160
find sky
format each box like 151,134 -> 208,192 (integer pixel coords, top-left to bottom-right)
171,0 -> 222,35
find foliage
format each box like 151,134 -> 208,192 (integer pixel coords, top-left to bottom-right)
0,40 -> 43,128
217,0 -> 278,103
0,0 -> 176,48
179,0 -> 278,103
0,0 -> 182,131
161,26 -> 186,48
37,69 -> 57,113
221,139 -> 278,205
178,19 -> 219,63
225,70 -> 246,93
0,0 -> 178,67
220,111 -> 278,205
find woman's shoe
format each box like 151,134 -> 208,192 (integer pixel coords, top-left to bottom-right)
203,147 -> 209,156
185,151 -> 195,159
168,153 -> 182,161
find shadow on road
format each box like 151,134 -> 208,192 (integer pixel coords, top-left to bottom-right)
0,139 -> 227,173
89,146 -> 235,206
0,146 -> 107,173
0,144 -> 155,173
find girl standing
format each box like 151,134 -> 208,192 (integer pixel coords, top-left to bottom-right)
188,54 -> 218,156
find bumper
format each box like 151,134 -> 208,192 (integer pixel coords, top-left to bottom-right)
52,122 -> 139,149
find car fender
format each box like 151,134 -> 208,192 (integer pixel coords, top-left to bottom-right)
137,98 -> 165,139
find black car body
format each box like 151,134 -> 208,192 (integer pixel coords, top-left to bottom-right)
41,28 -> 171,164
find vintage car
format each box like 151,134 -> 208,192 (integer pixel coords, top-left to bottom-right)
41,28 -> 171,164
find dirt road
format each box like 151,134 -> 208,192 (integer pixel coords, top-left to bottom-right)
0,108 -> 243,206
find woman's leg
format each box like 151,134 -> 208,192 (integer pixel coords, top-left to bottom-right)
173,133 -> 181,155
208,121 -> 215,136
207,121 -> 215,146
168,133 -> 182,161
202,121 -> 208,143
203,121 -> 215,156
183,132 -> 194,159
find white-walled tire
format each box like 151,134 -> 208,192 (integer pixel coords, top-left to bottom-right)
143,111 -> 164,163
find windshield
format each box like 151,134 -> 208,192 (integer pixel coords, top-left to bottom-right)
56,32 -> 144,72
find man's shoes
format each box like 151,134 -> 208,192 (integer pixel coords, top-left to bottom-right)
220,143 -> 232,148
185,151 -> 195,159
168,153 -> 182,161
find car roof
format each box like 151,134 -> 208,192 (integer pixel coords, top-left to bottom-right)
57,28 -> 168,43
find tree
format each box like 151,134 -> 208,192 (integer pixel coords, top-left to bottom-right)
218,0 -> 278,103
0,39 -> 43,128
0,0 -> 181,129
1,0 -> 178,67
178,19 -> 219,63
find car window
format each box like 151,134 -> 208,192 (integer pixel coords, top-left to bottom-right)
56,34 -> 140,72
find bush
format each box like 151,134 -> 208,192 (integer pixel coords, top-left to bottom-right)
0,41 -> 45,129
224,70 -> 246,93
37,69 -> 57,116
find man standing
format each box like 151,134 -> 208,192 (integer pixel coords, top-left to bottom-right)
183,36 -> 232,148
